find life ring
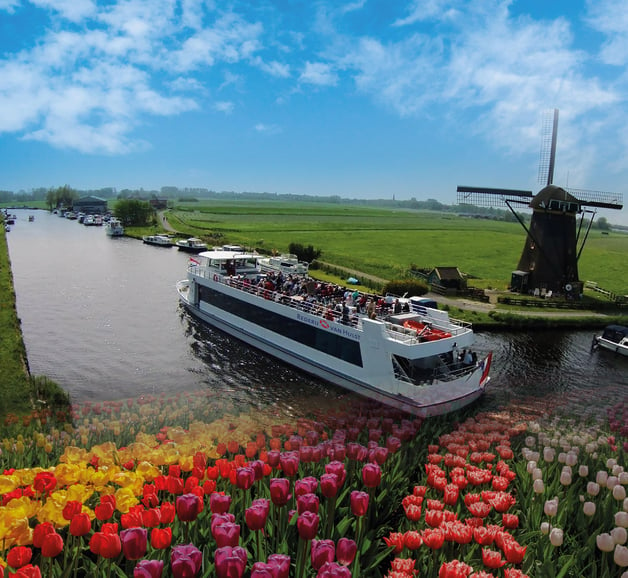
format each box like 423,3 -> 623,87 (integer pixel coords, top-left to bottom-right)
565,283 -> 573,292
213,274 -> 219,282
320,319 -> 330,329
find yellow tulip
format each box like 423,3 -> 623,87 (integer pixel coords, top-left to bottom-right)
0,475 -> 19,494
114,487 -> 139,513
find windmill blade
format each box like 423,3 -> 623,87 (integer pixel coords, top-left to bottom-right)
566,188 -> 624,210
457,186 -> 533,208
538,109 -> 559,187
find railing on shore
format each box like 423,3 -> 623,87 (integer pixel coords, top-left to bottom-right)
189,265 -> 473,342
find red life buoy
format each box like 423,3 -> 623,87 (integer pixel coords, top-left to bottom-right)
320,319 -> 330,329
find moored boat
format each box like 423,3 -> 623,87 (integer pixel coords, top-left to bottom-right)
592,325 -> 628,357
176,238 -> 207,253
177,252 -> 492,417
105,218 -> 124,237
143,234 -> 173,247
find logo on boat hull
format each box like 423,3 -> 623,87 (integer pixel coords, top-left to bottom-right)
320,319 -> 330,329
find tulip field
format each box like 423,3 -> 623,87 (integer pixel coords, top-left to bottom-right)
0,383 -> 626,577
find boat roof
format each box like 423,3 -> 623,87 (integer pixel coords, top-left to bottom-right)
604,324 -> 628,335
199,250 -> 258,260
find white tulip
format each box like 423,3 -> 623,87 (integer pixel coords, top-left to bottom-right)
529,422 -> 540,433
597,470 -> 609,486
612,527 -> 628,545
616,512 -> 628,528
540,521 -> 550,535
560,470 -> 572,486
533,468 -> 543,480
543,447 -> 555,462
533,479 -> 545,494
558,452 -> 567,464
625,497 -> 628,512
615,544 -> 628,567
550,527 -> 564,547
529,451 -> 540,462
544,498 -> 559,517
525,436 -> 536,448
587,482 -> 600,497
608,476 -> 620,490
566,452 -> 578,467
526,460 -> 537,474
613,465 -> 625,477
583,501 -> 596,516
608,458 -> 618,469
615,485 -> 627,501
579,465 -> 589,477
598,532 -> 616,552
620,472 -> 628,485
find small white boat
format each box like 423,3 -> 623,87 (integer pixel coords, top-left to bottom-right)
105,218 -> 124,237
143,234 -> 173,247
177,251 -> 492,418
258,254 -> 309,276
176,238 -> 207,253
592,325 -> 628,357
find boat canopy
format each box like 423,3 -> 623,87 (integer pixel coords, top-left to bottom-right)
601,325 -> 628,342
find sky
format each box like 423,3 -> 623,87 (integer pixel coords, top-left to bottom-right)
1,0 -> 627,224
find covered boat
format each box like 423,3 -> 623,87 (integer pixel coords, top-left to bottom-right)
592,325 -> 628,357
177,252 -> 491,417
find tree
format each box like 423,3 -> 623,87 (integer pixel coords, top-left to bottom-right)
114,199 -> 155,226
596,216 -> 610,231
288,243 -> 321,263
46,185 -> 79,211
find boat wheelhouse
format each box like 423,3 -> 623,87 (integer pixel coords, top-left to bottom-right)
593,325 -> 628,357
143,235 -> 173,247
105,218 -> 124,237
177,251 -> 491,417
176,238 -> 207,253
258,254 -> 309,276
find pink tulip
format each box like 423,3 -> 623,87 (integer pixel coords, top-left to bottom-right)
270,478 -> 291,507
336,538 -> 357,566
279,452 -> 300,477
134,560 -> 164,578
245,499 -> 270,531
213,522 -> 241,548
350,491 -> 369,517
297,511 -> 320,540
311,539 -> 335,570
297,493 -> 320,515
267,554 -> 291,578
176,493 -> 203,522
210,493 -> 232,514
316,561 -> 351,577
171,544 -> 202,578
320,474 -> 341,499
214,546 -> 247,578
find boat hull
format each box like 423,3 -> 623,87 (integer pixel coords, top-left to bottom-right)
177,278 -> 489,417
594,337 -> 628,357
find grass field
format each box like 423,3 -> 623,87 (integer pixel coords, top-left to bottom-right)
164,200 -> 628,295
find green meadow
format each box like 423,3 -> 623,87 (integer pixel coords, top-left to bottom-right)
165,200 -> 628,295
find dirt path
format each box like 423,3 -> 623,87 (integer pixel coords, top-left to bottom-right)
159,210 -> 176,233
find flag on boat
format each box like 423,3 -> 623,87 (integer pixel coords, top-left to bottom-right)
479,352 -> 492,386
189,257 -> 200,265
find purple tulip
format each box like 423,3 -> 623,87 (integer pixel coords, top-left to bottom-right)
295,476 -> 318,497
210,493 -> 232,514
311,539 -> 335,570
176,493 -> 203,522
213,521 -> 241,548
316,561 -> 352,577
267,451 -> 281,468
350,491 -> 369,517
297,511 -> 319,540
120,527 -> 148,560
297,492 -> 320,515
324,461 -> 346,487
171,543 -> 202,578
235,466 -> 256,490
346,443 -> 367,462
267,554 -> 291,578
361,463 -> 381,488
214,546 -> 247,578
250,562 -> 277,578
336,538 -> 357,566
134,559 -> 164,578
279,451 -> 300,477
369,446 -> 389,465
270,478 -> 291,506
386,436 -> 402,454
245,499 -> 270,531
320,474 -> 340,499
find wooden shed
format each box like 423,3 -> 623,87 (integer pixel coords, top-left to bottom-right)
427,267 -> 467,291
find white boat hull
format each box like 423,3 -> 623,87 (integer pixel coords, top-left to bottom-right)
177,274 -> 491,417
594,337 -> 628,357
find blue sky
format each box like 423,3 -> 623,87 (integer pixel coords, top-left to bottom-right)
1,0 -> 627,223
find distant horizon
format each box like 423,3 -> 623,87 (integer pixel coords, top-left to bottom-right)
1,1 -> 628,226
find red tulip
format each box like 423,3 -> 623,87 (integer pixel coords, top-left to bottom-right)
421,528 -> 445,550
245,499 -> 270,531
150,527 -> 172,550
403,530 -> 422,550
176,493 -> 203,522
350,491 -> 369,517
210,493 -> 232,514
121,508 -> 144,529
502,513 -> 519,529
297,511 -> 319,540
6,546 -> 32,569
481,548 -> 506,569
142,507 -> 162,528
95,501 -> 115,521
5,564 -> 41,577
62,500 -> 83,521
33,472 -> 56,494
443,483 -> 459,506
438,559 -> 474,577
120,527 -> 148,560
311,539 -> 335,570
336,538 -> 357,566
32,523 -> 55,548
134,559 -> 164,578
69,513 -> 92,536
166,475 -> 184,495
159,501 -> 176,524
171,544 -> 203,578
503,539 -> 527,564
41,532 -> 64,558
269,478 -> 291,507
473,526 -> 496,546
90,531 -> 122,559
361,463 -> 381,488
214,546 -> 247,578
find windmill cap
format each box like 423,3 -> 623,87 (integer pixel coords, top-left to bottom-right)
530,184 -> 579,210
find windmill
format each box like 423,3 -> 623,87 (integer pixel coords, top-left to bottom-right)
457,109 -> 623,297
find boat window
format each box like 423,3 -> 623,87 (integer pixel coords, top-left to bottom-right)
198,285 -> 363,366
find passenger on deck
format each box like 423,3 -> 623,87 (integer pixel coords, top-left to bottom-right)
393,299 -> 402,314
367,300 -> 377,319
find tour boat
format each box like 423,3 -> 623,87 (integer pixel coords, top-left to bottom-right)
105,218 -> 124,237
176,238 -> 207,253
143,234 -> 173,247
258,253 -> 309,276
592,325 -> 628,357
177,251 -> 492,417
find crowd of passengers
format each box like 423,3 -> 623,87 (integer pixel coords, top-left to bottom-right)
234,271 -> 410,325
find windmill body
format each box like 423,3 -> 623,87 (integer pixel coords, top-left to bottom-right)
457,109 -> 623,297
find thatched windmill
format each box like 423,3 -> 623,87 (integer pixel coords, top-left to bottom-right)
457,109 -> 623,297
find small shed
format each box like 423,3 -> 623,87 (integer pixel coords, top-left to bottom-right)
427,267 -> 466,290
72,196 -> 108,214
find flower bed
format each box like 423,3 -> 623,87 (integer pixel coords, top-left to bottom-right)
0,386 -> 626,577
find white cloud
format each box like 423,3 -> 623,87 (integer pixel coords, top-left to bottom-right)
214,101 -> 234,114
254,122 -> 281,134
29,0 -> 96,21
299,61 -> 337,86
0,0 -> 20,13
393,0 -> 462,26
585,0 -> 628,65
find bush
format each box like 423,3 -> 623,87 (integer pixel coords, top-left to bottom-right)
288,242 -> 321,263
383,278 -> 429,297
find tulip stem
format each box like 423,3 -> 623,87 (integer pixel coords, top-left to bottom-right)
256,529 -> 264,562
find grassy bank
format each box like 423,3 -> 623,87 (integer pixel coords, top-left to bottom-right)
0,230 -> 69,419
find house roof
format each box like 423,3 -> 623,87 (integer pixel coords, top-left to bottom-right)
75,196 -> 107,203
431,267 -> 463,280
